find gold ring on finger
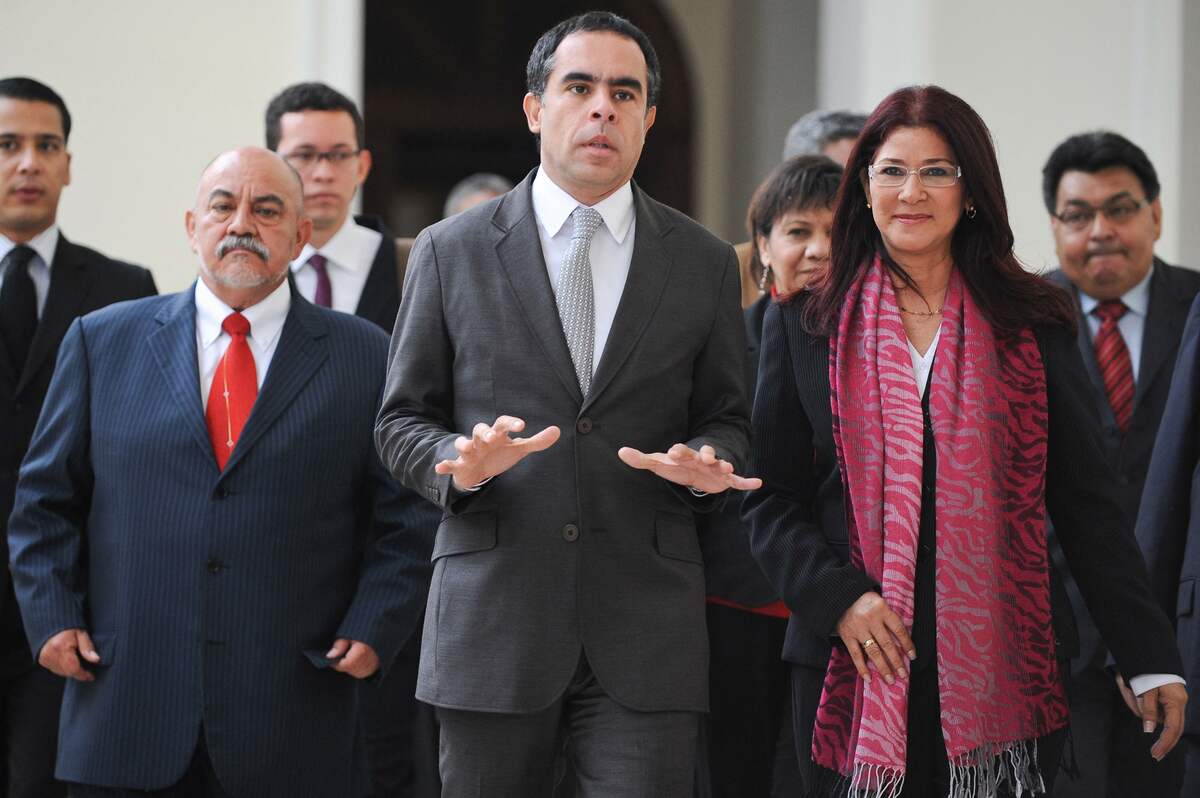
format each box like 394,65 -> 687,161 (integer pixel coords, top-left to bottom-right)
862,638 -> 876,649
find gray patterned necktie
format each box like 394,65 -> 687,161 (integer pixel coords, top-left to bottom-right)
556,206 -> 602,395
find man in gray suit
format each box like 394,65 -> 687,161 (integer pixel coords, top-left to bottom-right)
375,11 -> 756,797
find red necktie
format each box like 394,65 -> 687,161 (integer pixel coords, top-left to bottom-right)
205,312 -> 257,469
1093,299 -> 1134,434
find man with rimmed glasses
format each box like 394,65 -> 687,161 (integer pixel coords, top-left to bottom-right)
265,82 -> 413,332
1043,130 -> 1199,798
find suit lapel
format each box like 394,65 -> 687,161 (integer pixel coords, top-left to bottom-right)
16,235 -> 91,396
148,287 -> 215,465
352,215 -> 397,325
221,290 -> 327,475
1134,260 -> 1185,410
492,176 -> 583,403
584,188 -> 673,411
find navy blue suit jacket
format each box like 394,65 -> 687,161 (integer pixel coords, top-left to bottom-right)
1137,291 -> 1200,735
8,285 -> 434,796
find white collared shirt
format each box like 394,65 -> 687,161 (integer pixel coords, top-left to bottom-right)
290,216 -> 383,315
531,167 -> 636,374
1077,264 -> 1153,382
195,278 -> 290,408
0,225 -> 59,317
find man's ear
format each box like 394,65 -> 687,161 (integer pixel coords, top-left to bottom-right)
185,209 -> 197,253
523,92 -> 543,135
356,149 -> 372,186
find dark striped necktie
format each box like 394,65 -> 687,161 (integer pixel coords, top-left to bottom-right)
0,245 -> 38,375
1092,299 -> 1133,434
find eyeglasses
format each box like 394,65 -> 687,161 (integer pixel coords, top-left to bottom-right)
1053,198 -> 1148,231
282,149 -> 361,169
867,163 -> 962,188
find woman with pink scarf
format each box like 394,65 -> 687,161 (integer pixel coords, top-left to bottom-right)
743,85 -> 1187,798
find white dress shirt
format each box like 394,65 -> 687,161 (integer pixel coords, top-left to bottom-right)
290,217 -> 383,315
531,167 -> 636,375
906,321 -> 1182,696
0,225 -> 59,318
1077,264 -> 1153,382
195,278 -> 290,408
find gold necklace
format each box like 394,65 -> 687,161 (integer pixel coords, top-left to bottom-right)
898,304 -> 943,316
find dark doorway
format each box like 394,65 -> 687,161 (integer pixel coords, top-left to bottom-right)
362,2 -> 694,236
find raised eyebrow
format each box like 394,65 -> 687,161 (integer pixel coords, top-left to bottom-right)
608,76 -> 644,94
207,189 -> 235,203
561,71 -> 597,85
252,194 -> 286,206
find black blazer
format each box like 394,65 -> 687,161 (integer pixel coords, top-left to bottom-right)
1137,291 -> 1200,733
1046,261 -> 1200,672
351,214 -> 406,332
743,295 -> 1181,682
699,293 -> 776,606
0,234 -> 156,677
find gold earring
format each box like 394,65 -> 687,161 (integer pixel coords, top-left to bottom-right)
866,200 -> 872,209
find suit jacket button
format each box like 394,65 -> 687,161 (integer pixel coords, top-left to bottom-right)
562,524 -> 579,542
576,417 -> 593,434
206,560 -> 224,574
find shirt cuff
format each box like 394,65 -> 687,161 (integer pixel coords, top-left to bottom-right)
1128,673 -> 1186,696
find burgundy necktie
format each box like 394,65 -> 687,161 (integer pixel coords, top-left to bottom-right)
308,253 -> 332,308
205,312 -> 257,469
1092,299 -> 1134,434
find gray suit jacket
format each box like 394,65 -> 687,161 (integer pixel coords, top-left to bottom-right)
375,171 -> 750,714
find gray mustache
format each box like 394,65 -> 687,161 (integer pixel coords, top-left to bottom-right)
216,234 -> 269,261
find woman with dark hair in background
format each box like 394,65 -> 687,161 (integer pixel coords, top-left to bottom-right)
743,85 -> 1187,797
697,155 -> 841,797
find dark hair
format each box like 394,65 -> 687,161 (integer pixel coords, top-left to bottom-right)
526,11 -> 661,108
747,155 -> 843,287
803,84 -> 1074,337
0,77 -> 71,142
1041,130 -> 1160,214
265,82 -> 365,151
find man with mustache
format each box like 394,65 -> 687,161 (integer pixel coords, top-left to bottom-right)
8,147 -> 432,797
0,76 -> 156,798
376,11 -> 754,796
1043,130 -> 1200,798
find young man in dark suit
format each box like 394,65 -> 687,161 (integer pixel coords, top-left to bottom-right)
376,12 -> 758,797
266,82 -> 408,331
0,76 -> 156,798
8,148 -> 432,797
1042,130 -> 1200,798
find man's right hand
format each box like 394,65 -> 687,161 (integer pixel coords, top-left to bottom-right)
39,628 -> 101,682
435,415 -> 560,490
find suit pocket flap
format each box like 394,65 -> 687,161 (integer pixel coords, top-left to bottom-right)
655,511 -> 702,564
1177,578 -> 1195,617
432,512 -> 498,560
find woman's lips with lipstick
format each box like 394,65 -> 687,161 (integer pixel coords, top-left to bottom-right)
894,213 -> 931,225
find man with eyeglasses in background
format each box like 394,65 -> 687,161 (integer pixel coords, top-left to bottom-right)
1042,130 -> 1200,798
265,82 -> 439,798
265,82 -> 413,331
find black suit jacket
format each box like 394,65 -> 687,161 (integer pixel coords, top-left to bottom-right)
699,293 -> 777,606
1137,291 -> 1200,734
0,234 -> 156,677
743,296 -> 1181,683
1046,261 -> 1200,672
351,214 -> 404,332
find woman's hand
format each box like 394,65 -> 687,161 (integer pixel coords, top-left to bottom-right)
835,591 -> 917,685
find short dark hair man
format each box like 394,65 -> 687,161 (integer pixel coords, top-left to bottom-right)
376,12 -> 756,796
265,81 -> 410,331
0,76 -> 156,798
1042,130 -> 1200,798
9,147 -> 432,797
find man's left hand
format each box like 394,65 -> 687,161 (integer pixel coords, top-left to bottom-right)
617,444 -> 762,494
1136,682 -> 1188,761
326,638 -> 380,679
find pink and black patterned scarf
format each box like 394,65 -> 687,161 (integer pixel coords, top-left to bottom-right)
820,256 -> 1068,797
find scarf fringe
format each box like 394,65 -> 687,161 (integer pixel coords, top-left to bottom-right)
814,739 -> 1047,798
